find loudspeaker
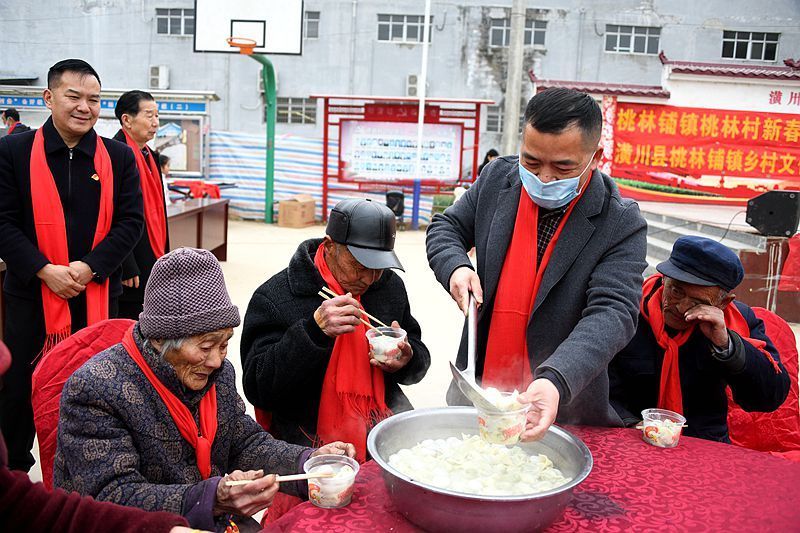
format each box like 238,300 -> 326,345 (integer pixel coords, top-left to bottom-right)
746,190 -> 800,237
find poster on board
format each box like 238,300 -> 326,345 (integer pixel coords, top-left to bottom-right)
339,120 -> 463,182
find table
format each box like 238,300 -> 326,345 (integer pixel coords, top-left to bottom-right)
167,198 -> 229,261
264,426 -> 800,532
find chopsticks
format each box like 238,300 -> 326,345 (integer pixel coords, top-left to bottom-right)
225,471 -> 336,486
317,291 -> 381,333
320,286 -> 390,328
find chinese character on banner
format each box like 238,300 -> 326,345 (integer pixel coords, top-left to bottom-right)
652,145 -> 668,166
760,151 -> 778,175
779,153 -> 797,175
785,119 -> 800,143
679,112 -> 699,137
763,118 -> 783,142
614,142 -> 634,165
688,147 -> 705,170
721,115 -> 740,139
669,146 -> 688,168
726,149 -> 744,173
769,90 -> 783,105
700,114 -> 720,137
708,148 -> 726,172
789,92 -> 800,106
741,116 -> 761,140
744,151 -> 760,172
637,110 -> 657,134
616,108 -> 637,132
634,144 -> 651,166
657,111 -> 678,135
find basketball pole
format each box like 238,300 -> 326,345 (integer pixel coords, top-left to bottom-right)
249,54 -> 277,224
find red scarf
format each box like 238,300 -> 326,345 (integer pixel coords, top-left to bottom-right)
122,131 -> 167,258
30,128 -> 113,354
122,325 -> 218,479
7,122 -> 17,135
482,180 -> 590,392
640,273 -> 782,414
314,243 -> 391,462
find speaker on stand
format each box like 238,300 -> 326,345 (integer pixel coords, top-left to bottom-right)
745,190 -> 800,312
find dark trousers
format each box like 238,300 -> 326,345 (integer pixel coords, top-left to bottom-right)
117,295 -> 143,320
0,291 -> 117,472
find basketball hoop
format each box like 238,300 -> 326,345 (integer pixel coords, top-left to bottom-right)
227,36 -> 258,55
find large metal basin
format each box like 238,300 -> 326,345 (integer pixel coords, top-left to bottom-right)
367,407 -> 592,532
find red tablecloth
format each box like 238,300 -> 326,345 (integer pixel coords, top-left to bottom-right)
264,426 -> 800,532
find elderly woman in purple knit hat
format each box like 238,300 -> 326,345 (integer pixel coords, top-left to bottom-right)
53,248 -> 355,532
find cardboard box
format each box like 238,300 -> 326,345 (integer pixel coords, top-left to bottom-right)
277,194 -> 316,228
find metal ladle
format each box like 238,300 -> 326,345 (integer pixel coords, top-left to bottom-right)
449,294 -> 497,412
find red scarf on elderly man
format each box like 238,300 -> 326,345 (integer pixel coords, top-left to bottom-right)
640,273 -> 782,414
482,177 -> 590,392
314,243 -> 391,462
30,128 -> 113,355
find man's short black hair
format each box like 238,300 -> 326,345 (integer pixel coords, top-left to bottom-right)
158,153 -> 170,168
523,88 -> 602,148
115,90 -> 155,125
2,108 -> 20,122
47,59 -> 101,89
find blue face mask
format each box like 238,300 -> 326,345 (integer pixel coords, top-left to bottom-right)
519,156 -> 594,209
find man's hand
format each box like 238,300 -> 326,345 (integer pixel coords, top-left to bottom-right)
518,378 -> 560,441
684,304 -> 729,349
370,320 -> 413,373
312,441 -> 357,458
314,293 -> 363,337
122,275 -> 140,288
68,261 -> 94,285
448,266 -> 483,315
36,264 -> 85,299
214,470 -> 278,517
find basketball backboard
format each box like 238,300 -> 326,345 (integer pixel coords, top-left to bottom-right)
193,0 -> 303,55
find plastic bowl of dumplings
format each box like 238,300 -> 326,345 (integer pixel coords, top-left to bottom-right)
366,327 -> 406,363
640,408 -> 686,448
303,454 -> 359,508
367,407 -> 592,533
476,392 -> 531,446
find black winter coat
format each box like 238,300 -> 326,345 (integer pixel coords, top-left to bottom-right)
609,299 -> 790,443
240,238 -> 431,447
112,129 -> 169,305
0,117 -> 143,300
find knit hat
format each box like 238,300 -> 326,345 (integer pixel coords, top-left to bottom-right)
139,247 -> 240,339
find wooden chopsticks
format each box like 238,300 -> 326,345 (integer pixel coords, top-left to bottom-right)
225,471 -> 336,486
318,286 -> 390,333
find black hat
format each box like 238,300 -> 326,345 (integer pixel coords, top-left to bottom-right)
326,198 -> 404,271
656,236 -> 744,292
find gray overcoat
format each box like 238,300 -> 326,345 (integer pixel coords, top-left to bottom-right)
426,156 -> 648,426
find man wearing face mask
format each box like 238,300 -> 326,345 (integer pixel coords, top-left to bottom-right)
240,198 -> 430,459
427,88 -> 647,439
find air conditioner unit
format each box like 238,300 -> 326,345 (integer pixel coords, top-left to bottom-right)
149,65 -> 169,90
406,74 -> 418,97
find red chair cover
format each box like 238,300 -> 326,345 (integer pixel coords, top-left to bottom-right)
727,307 -> 800,461
31,319 -> 135,488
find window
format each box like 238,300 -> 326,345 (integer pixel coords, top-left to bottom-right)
377,14 -> 432,43
489,18 -> 547,47
304,11 -> 320,39
486,105 -> 504,133
722,31 -> 779,61
605,25 -> 660,54
155,8 -> 194,36
277,97 -> 316,124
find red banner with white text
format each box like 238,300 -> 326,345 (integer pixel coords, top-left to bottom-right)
612,103 -> 800,181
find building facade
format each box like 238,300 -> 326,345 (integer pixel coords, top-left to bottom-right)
1,0 -> 798,156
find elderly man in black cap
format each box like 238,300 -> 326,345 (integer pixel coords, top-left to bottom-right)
609,236 -> 790,443
241,198 -> 430,460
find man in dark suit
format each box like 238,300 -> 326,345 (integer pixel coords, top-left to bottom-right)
2,108 -> 31,135
0,59 -> 143,471
113,90 -> 169,319
427,88 -> 647,440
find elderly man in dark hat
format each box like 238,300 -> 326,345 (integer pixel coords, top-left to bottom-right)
241,198 -> 431,461
54,247 -> 355,531
609,236 -> 790,443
